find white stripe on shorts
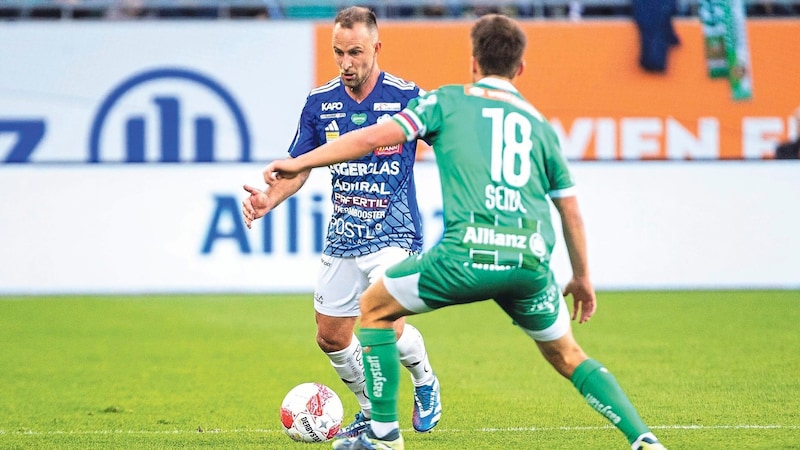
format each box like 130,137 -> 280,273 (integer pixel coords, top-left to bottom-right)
383,271 -> 434,314
519,294 -> 571,342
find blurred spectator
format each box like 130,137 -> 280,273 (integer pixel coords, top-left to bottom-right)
104,0 -> 152,19
463,5 -> 502,18
155,2 -> 218,19
775,106 -> 800,159
282,4 -> 336,19
4,0 -> 800,21
580,4 -> 630,16
386,5 -> 416,18
422,5 -> 447,17
747,0 -> 799,15
569,0 -> 583,21
632,0 -> 681,72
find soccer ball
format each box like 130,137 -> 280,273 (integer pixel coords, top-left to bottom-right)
280,382 -> 343,443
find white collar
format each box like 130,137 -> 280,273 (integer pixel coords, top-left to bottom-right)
476,77 -> 518,93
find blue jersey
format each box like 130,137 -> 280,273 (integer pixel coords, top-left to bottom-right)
288,72 -> 424,257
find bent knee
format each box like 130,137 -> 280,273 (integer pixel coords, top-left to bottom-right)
315,320 -> 357,353
316,332 -> 352,353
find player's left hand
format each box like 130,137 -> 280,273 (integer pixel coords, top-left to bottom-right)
563,277 -> 596,324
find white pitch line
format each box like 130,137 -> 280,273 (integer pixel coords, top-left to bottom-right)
0,424 -> 796,436
476,424 -> 796,432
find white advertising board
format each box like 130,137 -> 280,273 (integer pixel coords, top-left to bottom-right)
0,22 -> 313,163
0,162 -> 797,294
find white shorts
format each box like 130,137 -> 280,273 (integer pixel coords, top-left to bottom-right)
313,246 -> 414,317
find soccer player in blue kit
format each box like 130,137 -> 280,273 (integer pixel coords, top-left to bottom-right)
262,12 -> 667,450
241,6 -> 441,438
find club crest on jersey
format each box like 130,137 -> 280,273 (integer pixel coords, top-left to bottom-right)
351,113 -> 368,125
325,120 -> 340,142
373,102 -> 401,112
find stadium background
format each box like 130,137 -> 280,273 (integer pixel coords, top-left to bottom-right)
1,3 -> 798,294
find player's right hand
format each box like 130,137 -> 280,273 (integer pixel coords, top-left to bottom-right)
242,184 -> 269,229
263,158 -> 303,184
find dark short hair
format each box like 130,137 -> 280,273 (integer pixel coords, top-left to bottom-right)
334,6 -> 378,32
470,14 -> 527,78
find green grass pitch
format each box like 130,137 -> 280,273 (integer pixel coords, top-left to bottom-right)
1,290 -> 798,449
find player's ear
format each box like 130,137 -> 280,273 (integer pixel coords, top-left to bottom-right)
471,57 -> 482,82
516,60 -> 525,78
374,40 -> 382,56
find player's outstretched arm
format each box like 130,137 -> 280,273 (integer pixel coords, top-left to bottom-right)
264,120 -> 407,183
241,168 -> 309,229
552,195 -> 597,323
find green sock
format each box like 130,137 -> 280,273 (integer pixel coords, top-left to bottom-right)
359,328 -> 401,423
571,359 -> 651,444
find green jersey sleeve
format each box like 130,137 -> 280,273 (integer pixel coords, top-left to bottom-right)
392,89 -> 444,142
540,125 -> 576,198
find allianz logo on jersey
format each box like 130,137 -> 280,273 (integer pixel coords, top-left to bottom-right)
322,102 -> 343,111
463,225 -> 547,257
89,67 -> 251,163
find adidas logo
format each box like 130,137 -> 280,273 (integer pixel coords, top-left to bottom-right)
325,120 -> 340,142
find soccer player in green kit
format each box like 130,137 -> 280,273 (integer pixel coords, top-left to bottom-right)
264,13 -> 667,450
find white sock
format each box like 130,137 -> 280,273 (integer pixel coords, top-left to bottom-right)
326,335 -> 371,418
396,323 -> 435,386
370,420 -> 400,438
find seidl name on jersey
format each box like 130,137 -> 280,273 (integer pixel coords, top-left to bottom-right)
485,185 -> 527,213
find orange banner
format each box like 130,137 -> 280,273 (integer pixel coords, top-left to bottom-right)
315,19 -> 799,160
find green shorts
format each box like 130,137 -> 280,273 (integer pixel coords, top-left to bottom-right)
384,243 -> 570,341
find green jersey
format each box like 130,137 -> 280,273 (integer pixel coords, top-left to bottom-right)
392,78 -> 575,270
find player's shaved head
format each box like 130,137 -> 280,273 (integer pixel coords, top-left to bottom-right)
331,6 -> 382,100
334,6 -> 378,40
471,14 -> 526,79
